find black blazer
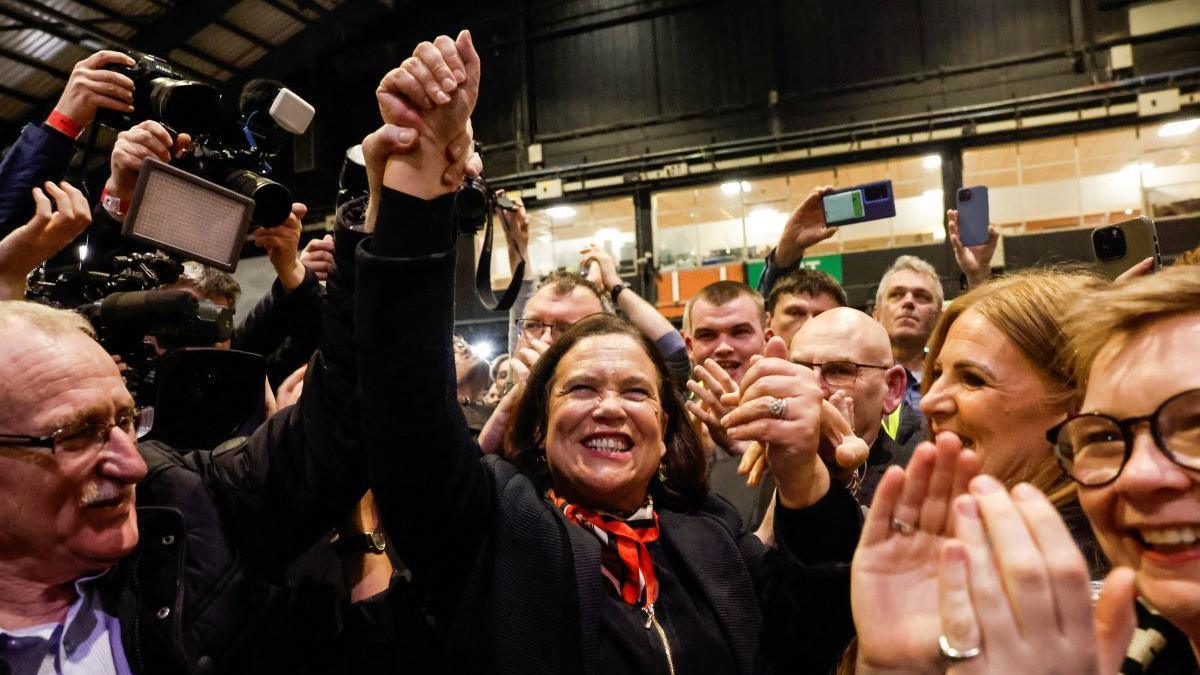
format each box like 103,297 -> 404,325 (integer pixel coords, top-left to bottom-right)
355,188 -> 860,675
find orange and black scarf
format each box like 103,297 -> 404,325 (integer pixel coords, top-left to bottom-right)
549,489 -> 661,608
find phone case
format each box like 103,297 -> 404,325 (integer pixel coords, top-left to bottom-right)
955,186 -> 990,246
821,179 -> 896,226
1093,217 -> 1161,280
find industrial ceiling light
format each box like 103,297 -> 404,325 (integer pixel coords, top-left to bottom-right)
545,206 -> 576,219
922,154 -> 942,170
1158,118 -> 1200,137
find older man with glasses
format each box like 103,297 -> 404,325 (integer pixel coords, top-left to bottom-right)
0,258 -> 365,674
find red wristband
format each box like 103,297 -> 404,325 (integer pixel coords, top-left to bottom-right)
100,187 -> 128,217
45,110 -> 84,139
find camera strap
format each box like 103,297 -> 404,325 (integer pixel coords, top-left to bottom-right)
474,208 -> 524,311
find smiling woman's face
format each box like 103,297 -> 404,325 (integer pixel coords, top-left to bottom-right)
920,309 -> 1069,483
544,334 -> 667,514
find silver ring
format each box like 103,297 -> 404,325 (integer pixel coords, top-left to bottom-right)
890,518 -> 916,535
938,634 -> 981,662
766,397 -> 787,419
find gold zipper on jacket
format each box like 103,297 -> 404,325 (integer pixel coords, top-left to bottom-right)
642,603 -> 675,675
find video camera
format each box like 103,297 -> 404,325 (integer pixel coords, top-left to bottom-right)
98,54 -> 315,264
28,255 -> 267,449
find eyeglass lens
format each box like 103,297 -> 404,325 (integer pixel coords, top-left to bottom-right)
1057,390 -> 1200,485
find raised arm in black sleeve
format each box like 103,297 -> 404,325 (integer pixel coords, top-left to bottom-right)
354,186 -> 496,620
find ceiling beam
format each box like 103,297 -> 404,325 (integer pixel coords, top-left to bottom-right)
259,0 -> 313,26
0,41 -> 69,77
245,1 -> 390,81
0,1 -> 222,81
0,81 -> 44,104
127,0 -> 243,59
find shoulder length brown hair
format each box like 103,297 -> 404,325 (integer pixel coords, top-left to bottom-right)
504,314 -> 707,509
921,268 -> 1105,506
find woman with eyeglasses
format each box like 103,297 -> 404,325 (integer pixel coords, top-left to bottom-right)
353,31 -> 862,674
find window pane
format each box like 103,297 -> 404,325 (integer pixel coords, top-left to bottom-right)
484,196 -> 635,289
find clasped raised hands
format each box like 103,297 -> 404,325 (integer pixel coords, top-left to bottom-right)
374,31 -> 483,200
378,31 -> 479,149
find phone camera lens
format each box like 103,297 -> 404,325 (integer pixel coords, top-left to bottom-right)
959,189 -> 973,202
1092,226 -> 1127,262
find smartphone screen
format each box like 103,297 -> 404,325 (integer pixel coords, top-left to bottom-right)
823,190 -> 865,225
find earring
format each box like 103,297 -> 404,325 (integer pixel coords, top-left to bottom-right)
657,463 -> 668,484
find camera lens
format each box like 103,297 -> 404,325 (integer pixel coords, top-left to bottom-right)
224,170 -> 291,226
959,188 -> 973,202
1092,226 -> 1127,262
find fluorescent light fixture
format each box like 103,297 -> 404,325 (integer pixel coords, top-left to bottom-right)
470,340 -> 495,360
1158,118 -> 1200,138
922,154 -> 942,170
1119,162 -> 1155,177
720,180 -> 752,195
1124,208 -> 1134,215
545,206 -> 576,219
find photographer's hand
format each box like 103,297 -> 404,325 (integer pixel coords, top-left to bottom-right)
53,50 -> 135,131
497,191 -> 533,279
254,202 -> 307,291
0,182 -> 91,299
300,235 -> 335,282
104,121 -> 191,220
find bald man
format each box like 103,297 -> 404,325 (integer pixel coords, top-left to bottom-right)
789,307 -> 917,504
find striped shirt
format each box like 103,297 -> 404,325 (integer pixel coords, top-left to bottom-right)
0,574 -> 130,675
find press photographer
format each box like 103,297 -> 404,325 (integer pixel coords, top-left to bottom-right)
0,50 -> 135,230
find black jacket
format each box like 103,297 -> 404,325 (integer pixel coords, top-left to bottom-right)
356,187 -> 861,674
101,222 -> 367,675
233,268 -> 324,389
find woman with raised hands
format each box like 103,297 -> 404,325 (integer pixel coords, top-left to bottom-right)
850,432 -> 1139,675
353,29 -> 862,674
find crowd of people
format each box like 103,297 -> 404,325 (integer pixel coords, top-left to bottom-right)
0,29 -> 1198,675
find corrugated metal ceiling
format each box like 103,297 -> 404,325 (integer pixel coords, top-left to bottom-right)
0,0 -> 342,124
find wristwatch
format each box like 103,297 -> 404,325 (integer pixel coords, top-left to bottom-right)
332,529 -> 388,556
610,283 -> 626,306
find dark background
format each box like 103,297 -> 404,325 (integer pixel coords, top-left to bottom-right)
5,0 -> 1197,342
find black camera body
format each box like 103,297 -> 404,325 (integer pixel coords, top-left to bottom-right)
80,288 -> 234,397
28,252 -> 183,307
99,54 -> 298,228
454,175 -> 516,234
101,54 -> 222,134
175,139 -> 293,228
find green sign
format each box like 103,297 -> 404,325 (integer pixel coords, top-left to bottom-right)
746,260 -> 766,288
799,254 -> 843,283
746,254 -> 843,288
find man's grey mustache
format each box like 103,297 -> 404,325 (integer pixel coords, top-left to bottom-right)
79,481 -> 133,507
